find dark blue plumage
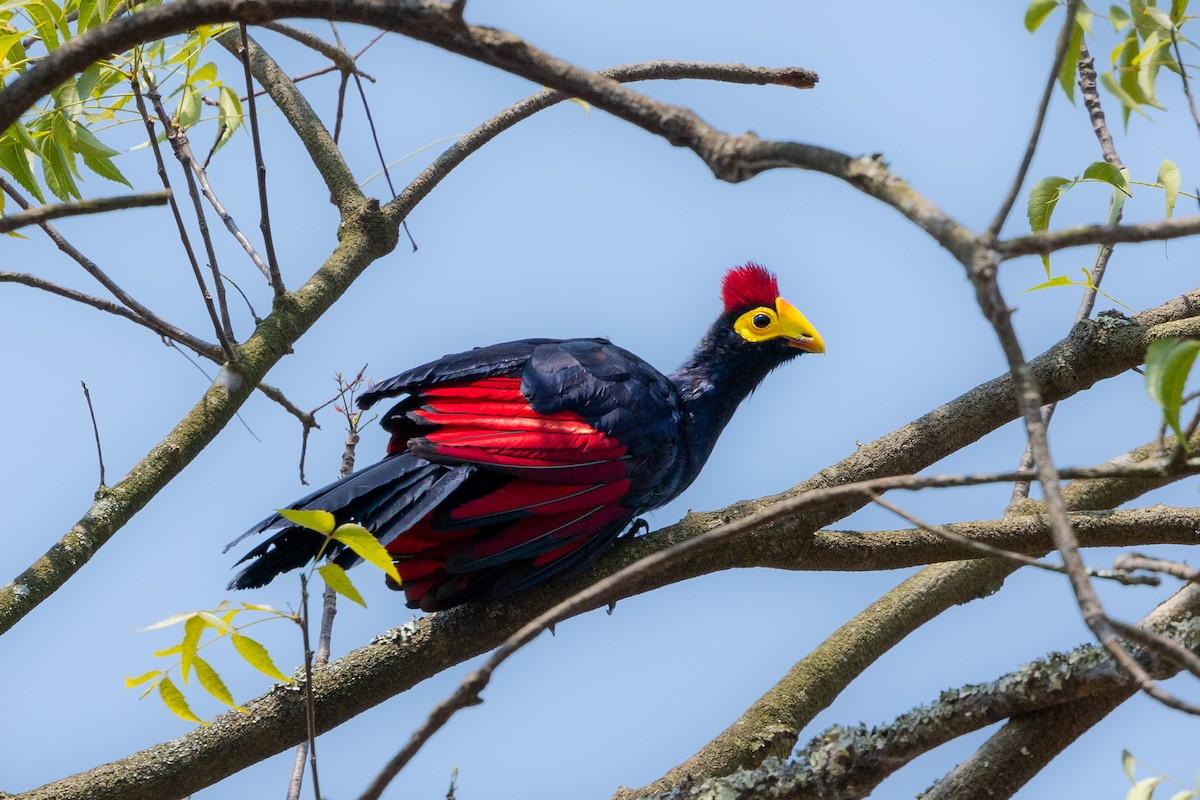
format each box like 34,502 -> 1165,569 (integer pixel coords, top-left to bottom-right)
228,264 -> 823,611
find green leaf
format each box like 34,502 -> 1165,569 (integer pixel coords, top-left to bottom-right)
1158,158 -> 1181,217
231,633 -> 291,682
1171,0 -> 1189,25
277,507 -> 336,535
331,523 -> 403,585
1101,70 -> 1153,122
240,602 -> 285,614
81,151 -> 131,187
124,669 -> 163,688
1167,791 -> 1198,800
1144,338 -> 1200,447
153,643 -> 182,657
214,85 -> 242,153
176,83 -> 200,130
70,122 -> 118,158
179,615 -> 204,684
1111,4 -> 1132,30
1145,6 -> 1176,30
25,0 -> 59,50
74,63 -> 100,102
195,610 -> 232,633
1027,175 -> 1072,232
1081,160 -> 1132,195
0,141 -> 45,203
1059,18 -> 1085,100
1122,749 -> 1137,783
1129,777 -> 1163,800
158,675 -> 205,724
191,60 -> 217,83
1026,175 -> 1072,273
76,0 -> 96,29
140,611 -> 197,631
193,656 -> 246,712
0,31 -> 25,65
1023,275 -> 1081,293
1026,0 -> 1059,32
318,562 -> 366,607
1136,32 -> 1171,106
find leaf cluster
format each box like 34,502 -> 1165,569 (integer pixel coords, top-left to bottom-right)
0,1 -> 243,212
1026,0 -> 1191,126
126,601 -> 293,724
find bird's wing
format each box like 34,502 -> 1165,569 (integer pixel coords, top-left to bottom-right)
355,338 -> 684,608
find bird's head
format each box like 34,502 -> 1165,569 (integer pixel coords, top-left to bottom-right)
719,263 -> 824,360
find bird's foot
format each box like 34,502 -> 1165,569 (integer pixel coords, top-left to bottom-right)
621,518 -> 650,540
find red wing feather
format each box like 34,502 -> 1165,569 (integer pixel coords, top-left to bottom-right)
383,374 -> 638,607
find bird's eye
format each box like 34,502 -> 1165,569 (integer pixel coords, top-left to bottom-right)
753,313 -> 771,329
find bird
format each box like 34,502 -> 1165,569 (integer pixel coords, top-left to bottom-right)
227,263 -> 824,611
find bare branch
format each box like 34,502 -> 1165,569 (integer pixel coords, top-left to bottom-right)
868,492 -> 1156,586
80,382 -> 106,490
239,23 -> 285,294
998,214 -> 1200,259
0,178 -> 222,359
0,190 -> 170,234
1115,553 -> 1200,585
985,0 -> 1081,241
214,26 -> 362,212
0,270 -> 223,359
143,72 -> 237,344
129,73 -> 237,362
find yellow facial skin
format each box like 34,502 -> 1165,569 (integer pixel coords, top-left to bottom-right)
733,297 -> 825,353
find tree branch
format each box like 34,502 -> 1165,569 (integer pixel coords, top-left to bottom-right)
998,214 -> 1200,259
17,292 -> 1200,800
636,584 -> 1200,800
0,190 -> 170,233
0,198 -> 400,638
0,178 -> 221,359
923,585 -> 1200,800
214,26 -> 361,212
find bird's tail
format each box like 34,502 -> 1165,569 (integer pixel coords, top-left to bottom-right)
225,454 -> 472,590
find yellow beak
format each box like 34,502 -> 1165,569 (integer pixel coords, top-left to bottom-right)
776,297 -> 825,354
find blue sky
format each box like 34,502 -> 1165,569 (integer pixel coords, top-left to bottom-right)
3,2 -> 1200,798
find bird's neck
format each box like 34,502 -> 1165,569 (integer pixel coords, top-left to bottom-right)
667,322 -> 782,474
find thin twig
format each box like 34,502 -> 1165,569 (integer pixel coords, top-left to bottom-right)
1115,553 -> 1200,585
297,575 -> 321,800
143,72 -> 237,342
80,382 -> 106,490
1009,41 -> 1125,505
0,178 -> 220,358
328,22 -> 416,251
239,23 -> 285,294
985,0 -> 1081,241
869,493 -> 1156,586
128,71 -> 237,363
241,62 -> 375,102
0,270 -> 222,359
1171,30 -> 1200,140
997,214 -> 1200,258
0,191 -> 171,234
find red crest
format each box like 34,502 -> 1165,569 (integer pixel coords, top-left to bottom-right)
721,263 -> 780,312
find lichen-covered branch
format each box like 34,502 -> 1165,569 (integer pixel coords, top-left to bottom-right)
634,584 -> 1200,800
